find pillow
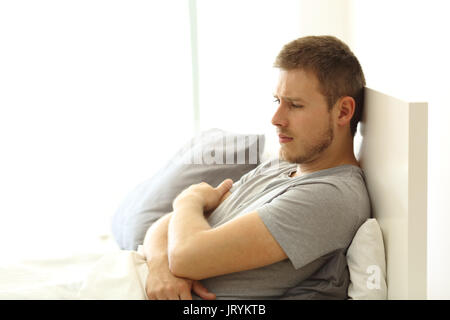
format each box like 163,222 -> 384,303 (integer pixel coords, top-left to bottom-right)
111,128 -> 265,250
346,218 -> 388,300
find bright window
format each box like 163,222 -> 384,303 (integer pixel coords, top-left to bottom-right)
0,1 -> 193,257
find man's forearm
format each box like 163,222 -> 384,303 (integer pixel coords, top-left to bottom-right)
166,181 -> 233,278
168,189 -> 231,248
143,212 -> 211,300
168,200 -> 211,254
167,198 -> 214,278
142,212 -> 173,264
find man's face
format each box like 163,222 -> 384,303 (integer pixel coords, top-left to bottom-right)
272,69 -> 334,164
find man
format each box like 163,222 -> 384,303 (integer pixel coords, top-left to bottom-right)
143,35 -> 370,300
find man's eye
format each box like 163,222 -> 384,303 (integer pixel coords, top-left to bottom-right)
273,98 -> 280,104
291,104 -> 304,108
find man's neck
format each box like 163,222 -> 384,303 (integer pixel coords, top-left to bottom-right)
292,138 -> 359,177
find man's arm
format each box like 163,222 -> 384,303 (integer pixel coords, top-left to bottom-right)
168,181 -> 287,280
142,212 -> 215,300
142,212 -> 172,263
143,187 -> 231,262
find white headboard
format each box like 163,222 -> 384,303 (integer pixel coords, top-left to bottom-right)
357,87 -> 428,299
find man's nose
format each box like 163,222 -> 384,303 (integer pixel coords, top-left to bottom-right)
271,104 -> 288,127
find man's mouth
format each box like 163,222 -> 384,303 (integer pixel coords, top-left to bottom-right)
278,134 -> 293,143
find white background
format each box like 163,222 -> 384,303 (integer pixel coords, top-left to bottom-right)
0,1 -> 194,259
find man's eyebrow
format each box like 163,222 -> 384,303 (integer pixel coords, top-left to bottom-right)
273,94 -> 307,103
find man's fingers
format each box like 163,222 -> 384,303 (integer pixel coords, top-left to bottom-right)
215,179 -> 233,195
192,281 -> 216,300
179,290 -> 193,300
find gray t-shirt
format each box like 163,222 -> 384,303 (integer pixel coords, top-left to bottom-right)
193,158 -> 371,300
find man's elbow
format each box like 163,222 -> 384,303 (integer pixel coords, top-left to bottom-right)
168,245 -> 203,280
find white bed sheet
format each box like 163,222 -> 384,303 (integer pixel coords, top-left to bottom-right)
0,235 -> 149,300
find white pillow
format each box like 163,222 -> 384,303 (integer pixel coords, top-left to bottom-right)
346,218 -> 388,300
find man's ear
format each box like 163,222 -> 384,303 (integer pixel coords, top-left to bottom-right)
335,96 -> 355,127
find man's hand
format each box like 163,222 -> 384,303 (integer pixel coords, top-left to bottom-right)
146,259 -> 216,300
173,179 -> 233,213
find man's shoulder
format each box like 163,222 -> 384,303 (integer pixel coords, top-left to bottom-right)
282,165 -> 371,220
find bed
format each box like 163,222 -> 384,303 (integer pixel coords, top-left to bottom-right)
356,87 -> 428,299
0,88 -> 428,300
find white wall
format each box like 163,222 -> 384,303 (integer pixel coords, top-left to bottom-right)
298,0 -> 350,42
0,1 -> 194,261
348,0 -> 450,299
195,0 -> 302,154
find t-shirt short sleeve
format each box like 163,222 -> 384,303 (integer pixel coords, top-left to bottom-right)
257,181 -> 357,270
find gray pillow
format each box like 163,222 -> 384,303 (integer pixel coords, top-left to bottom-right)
111,128 -> 265,250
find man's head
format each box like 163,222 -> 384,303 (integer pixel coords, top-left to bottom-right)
271,35 -> 365,166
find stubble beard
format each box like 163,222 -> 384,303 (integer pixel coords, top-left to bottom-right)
279,119 -> 334,164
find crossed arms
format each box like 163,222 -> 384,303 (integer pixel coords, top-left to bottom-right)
142,179 -> 287,300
